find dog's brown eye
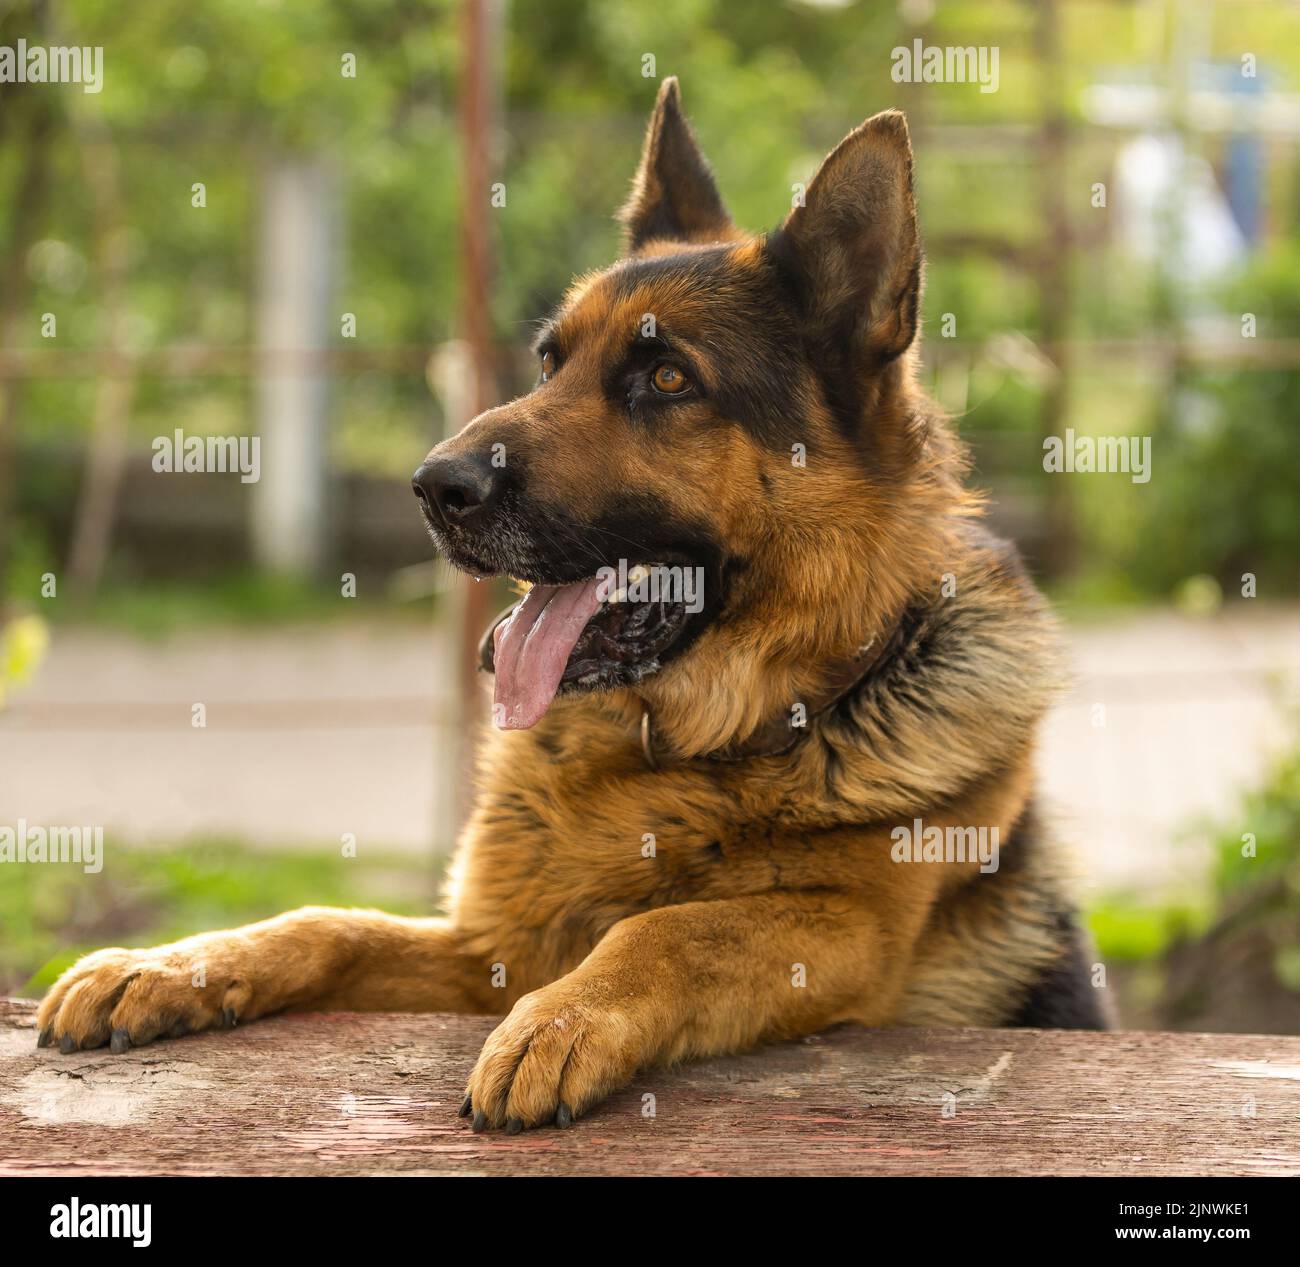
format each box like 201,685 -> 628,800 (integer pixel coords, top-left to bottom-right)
540,350 -> 557,382
652,363 -> 689,395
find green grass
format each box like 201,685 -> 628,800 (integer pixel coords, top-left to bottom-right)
38,573 -> 437,638
1085,897 -> 1208,964
1044,570 -> 1156,622
1,838 -> 441,998
1,521 -> 438,635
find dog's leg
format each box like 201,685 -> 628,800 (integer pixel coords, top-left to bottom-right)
462,883 -> 942,1132
36,908 -> 500,1053
463,758 -> 1035,1132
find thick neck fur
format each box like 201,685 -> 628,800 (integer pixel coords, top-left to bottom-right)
488,366 -> 1064,834
615,371 -> 988,762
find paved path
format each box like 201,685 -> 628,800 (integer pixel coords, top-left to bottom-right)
2,608 -> 1297,899
1043,605 -> 1299,901
0,622 -> 461,857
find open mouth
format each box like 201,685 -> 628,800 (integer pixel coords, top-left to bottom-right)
484,567 -> 692,730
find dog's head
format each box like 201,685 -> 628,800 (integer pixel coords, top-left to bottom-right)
415,79 -> 969,754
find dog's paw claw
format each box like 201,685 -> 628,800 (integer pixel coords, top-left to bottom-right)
465,986 -> 639,1133
36,944 -> 257,1056
458,1094 -> 473,1119
472,1110 -> 489,1134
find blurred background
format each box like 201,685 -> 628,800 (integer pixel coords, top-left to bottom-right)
1,0 -> 1298,1032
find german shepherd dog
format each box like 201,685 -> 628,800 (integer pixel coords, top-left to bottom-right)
37,81 -> 1106,1132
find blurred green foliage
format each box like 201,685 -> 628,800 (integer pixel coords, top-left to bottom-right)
0,1 -> 1295,586
1089,733 -> 1300,1031
1132,248 -> 1300,597
41,573 -> 428,637
1212,737 -> 1300,895
1,838 -> 435,997
0,612 -> 49,706
1093,738 -> 1300,957
1089,897 -> 1205,965
1161,739 -> 1300,1030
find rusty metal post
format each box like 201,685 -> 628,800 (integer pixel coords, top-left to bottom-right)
1035,0 -> 1075,578
447,0 -> 500,830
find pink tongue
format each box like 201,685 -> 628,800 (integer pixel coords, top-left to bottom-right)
492,578 -> 605,729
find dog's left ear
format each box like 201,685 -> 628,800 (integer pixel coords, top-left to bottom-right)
769,109 -> 921,367
620,77 -> 733,253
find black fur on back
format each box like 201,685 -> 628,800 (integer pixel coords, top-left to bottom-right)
1009,911 -> 1111,1030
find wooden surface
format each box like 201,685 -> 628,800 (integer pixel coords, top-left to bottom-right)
2,997 -> 1298,1176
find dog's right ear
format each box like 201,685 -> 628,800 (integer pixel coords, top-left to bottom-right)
768,110 -> 922,369
619,77 -> 733,254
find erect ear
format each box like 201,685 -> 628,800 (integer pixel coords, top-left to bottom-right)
769,109 -> 921,367
619,77 -> 733,253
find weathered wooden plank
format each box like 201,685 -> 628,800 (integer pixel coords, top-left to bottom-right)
1,998 -> 1296,1176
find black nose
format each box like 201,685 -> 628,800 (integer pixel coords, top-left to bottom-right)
412,453 -> 503,530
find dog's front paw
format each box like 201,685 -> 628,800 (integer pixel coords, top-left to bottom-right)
462,981 -> 644,1133
36,940 -> 255,1055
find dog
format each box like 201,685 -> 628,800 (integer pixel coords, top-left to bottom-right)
37,80 -> 1107,1133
